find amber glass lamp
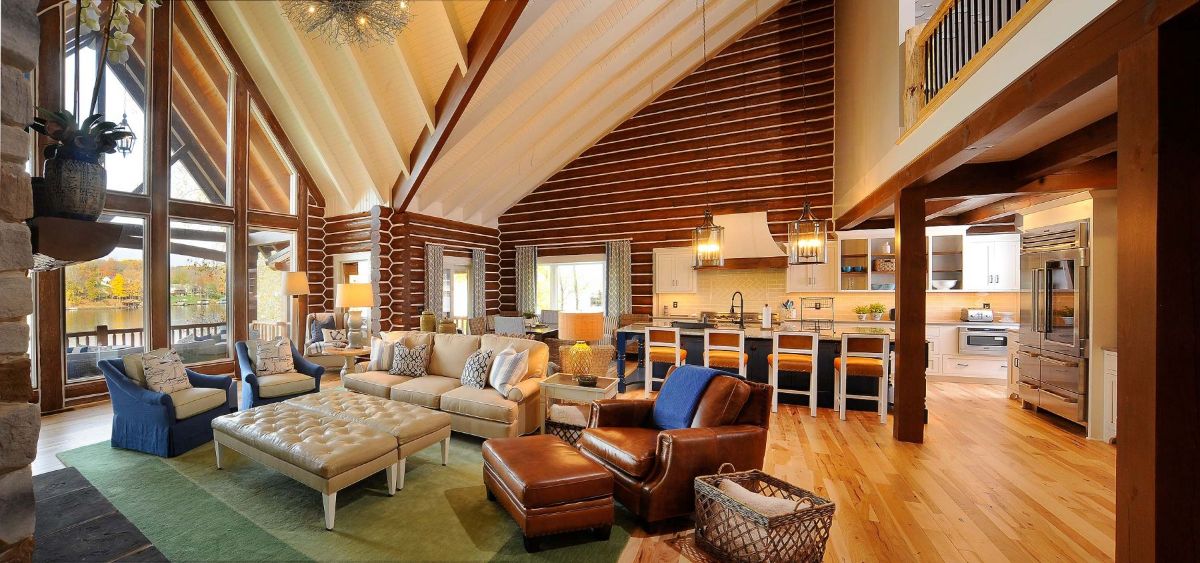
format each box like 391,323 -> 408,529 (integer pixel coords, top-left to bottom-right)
559,312 -> 604,385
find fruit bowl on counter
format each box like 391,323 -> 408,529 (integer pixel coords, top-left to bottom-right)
930,280 -> 958,290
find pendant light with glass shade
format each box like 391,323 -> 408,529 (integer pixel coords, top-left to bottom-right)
692,0 -> 724,269
787,200 -> 828,264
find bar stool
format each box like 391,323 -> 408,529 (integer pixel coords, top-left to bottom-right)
703,328 -> 747,378
768,331 -> 819,416
644,326 -> 686,398
834,333 -> 890,423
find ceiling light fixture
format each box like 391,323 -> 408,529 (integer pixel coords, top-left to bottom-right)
692,0 -> 724,269
787,201 -> 829,265
283,0 -> 414,47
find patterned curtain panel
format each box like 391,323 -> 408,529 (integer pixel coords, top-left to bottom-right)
424,244 -> 444,316
470,248 -> 486,317
515,246 -> 537,315
605,240 -> 632,316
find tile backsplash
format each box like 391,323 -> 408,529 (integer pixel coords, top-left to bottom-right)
655,268 -> 1020,322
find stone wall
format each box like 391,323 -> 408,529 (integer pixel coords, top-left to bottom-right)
0,0 -> 40,560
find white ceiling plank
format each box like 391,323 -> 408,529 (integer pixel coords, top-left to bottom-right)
389,39 -> 438,133
431,0 -> 469,74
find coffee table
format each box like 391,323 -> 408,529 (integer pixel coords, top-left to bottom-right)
321,346 -> 370,377
538,372 -> 618,434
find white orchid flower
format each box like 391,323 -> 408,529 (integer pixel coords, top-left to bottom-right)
116,0 -> 144,15
80,6 -> 102,32
110,8 -> 131,32
107,40 -> 131,64
146,0 -> 162,7
111,30 -> 136,47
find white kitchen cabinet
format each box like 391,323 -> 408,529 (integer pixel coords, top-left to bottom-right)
786,241 -> 838,292
653,248 -> 696,293
963,234 -> 1020,291
1103,349 -> 1117,443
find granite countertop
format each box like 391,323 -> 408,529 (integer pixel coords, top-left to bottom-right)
649,315 -> 1017,329
618,323 -> 895,342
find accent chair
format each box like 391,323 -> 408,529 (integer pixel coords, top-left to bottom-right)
235,340 -> 324,410
98,358 -> 236,457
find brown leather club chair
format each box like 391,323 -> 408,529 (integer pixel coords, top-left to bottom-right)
577,370 -> 771,524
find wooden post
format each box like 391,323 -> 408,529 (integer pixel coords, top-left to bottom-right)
1116,7 -> 1200,561
893,185 -> 927,443
147,2 -> 172,350
96,325 -> 109,347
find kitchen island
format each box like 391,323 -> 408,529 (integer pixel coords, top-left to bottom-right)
615,323 -> 897,412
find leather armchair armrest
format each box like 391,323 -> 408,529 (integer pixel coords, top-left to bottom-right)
590,399 -> 655,428
506,377 -> 542,402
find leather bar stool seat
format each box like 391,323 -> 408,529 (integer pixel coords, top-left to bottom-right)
705,349 -> 748,370
647,346 -> 687,364
833,356 -> 885,377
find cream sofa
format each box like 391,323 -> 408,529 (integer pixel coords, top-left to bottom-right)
342,331 -> 549,439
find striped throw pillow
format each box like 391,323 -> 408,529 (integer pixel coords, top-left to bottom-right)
488,347 -> 529,396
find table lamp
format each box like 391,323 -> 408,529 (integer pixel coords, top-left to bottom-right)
335,283 -> 373,348
559,312 -> 604,386
283,271 -> 309,344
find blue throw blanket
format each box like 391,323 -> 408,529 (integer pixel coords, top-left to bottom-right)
652,365 -> 724,430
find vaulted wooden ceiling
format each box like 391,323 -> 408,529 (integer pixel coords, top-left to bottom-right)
209,0 -> 781,220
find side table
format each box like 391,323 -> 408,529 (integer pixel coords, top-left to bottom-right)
538,372 -> 618,434
321,346 -> 370,378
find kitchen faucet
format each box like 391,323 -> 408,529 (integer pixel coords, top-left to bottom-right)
730,291 -> 745,329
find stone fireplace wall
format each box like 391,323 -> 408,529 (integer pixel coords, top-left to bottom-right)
0,0 -> 41,559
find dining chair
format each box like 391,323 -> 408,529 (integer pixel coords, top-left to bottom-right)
768,331 -> 819,416
834,333 -> 890,423
494,316 -> 526,336
643,326 -> 685,398
539,309 -> 559,326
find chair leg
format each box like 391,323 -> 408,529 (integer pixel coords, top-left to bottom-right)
809,370 -> 818,418
769,364 -> 779,413
879,378 -> 888,424
322,492 -> 337,530
839,371 -> 848,421
644,362 -> 653,398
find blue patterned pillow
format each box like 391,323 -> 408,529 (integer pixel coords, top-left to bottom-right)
461,349 -> 494,389
310,315 -> 335,343
390,343 -> 430,377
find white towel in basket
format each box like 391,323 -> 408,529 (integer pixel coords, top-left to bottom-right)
549,403 -> 591,427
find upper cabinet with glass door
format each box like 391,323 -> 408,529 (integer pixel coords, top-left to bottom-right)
169,1 -> 232,206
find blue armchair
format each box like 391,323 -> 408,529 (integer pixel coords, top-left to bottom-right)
235,340 -> 324,410
98,359 -> 236,458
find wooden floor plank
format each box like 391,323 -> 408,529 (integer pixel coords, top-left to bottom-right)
33,379 -> 1115,561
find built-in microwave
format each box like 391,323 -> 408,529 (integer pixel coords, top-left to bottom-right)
958,327 -> 1009,356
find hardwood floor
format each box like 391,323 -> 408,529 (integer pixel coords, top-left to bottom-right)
33,380 -> 1115,562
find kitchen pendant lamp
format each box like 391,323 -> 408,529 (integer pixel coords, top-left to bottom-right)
693,209 -> 725,268
787,201 -> 828,265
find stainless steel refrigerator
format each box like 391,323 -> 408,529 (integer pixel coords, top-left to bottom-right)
1017,221 -> 1090,426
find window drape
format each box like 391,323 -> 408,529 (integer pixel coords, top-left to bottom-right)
471,248 -> 486,317
605,240 -> 632,317
424,244 -> 444,316
515,246 -> 537,315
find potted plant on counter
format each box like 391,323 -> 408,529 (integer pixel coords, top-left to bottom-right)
853,305 -> 869,321
868,303 -> 887,321
26,109 -> 132,220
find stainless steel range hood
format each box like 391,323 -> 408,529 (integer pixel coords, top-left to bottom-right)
711,212 -> 786,260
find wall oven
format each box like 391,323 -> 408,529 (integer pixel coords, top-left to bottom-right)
1018,221 -> 1089,426
958,327 -> 1008,356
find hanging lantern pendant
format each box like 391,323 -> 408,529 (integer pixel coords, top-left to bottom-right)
787,201 -> 827,265
693,209 -> 724,269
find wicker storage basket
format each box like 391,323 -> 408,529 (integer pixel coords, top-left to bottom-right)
694,464 -> 835,562
873,258 -> 896,272
545,420 -> 585,445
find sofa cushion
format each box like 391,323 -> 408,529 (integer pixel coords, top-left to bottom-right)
389,342 -> 431,377
488,347 -> 527,397
169,387 -> 227,420
286,390 -> 452,445
254,336 -> 295,376
440,386 -> 517,424
428,333 -> 481,378
691,375 -> 751,428
578,427 -> 660,479
365,337 -> 393,372
143,349 -> 191,394
390,375 -> 461,409
460,349 -> 493,389
342,370 -> 412,398
121,350 -> 155,388
480,334 -> 548,380
380,330 -> 435,348
309,314 -> 336,343
257,372 -> 316,398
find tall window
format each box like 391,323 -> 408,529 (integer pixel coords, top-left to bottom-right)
169,221 -> 230,364
169,1 -> 230,205
248,103 -> 296,213
537,258 -> 605,313
63,215 -> 146,381
63,2 -> 148,194
442,262 -> 470,318
248,228 -> 294,326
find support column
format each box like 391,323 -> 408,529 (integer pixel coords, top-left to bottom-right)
1116,7 -> 1200,561
893,185 -> 927,443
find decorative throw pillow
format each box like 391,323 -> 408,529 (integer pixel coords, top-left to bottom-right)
390,342 -> 430,377
254,337 -> 295,376
142,349 -> 191,394
460,349 -> 494,389
310,315 -> 335,343
321,328 -> 348,347
488,347 -> 529,397
718,478 -> 810,517
366,337 -> 394,372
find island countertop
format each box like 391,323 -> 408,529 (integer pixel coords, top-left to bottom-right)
617,323 -> 894,342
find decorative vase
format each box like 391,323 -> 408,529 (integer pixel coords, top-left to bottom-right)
37,157 -> 106,220
872,313 -> 884,321
419,310 -> 436,332
437,318 -> 457,334
576,374 -> 598,388
857,313 -> 867,321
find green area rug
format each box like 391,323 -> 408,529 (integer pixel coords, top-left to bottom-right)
59,436 -> 634,561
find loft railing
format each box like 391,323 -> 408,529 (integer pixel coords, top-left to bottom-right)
903,0 -> 1047,128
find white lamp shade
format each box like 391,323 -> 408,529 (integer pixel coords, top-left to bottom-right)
335,283 -> 373,308
284,272 -> 310,296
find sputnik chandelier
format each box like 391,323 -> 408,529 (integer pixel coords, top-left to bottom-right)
283,0 -> 414,47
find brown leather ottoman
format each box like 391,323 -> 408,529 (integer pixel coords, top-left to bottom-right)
482,434 -> 614,552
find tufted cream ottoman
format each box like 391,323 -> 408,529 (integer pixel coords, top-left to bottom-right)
285,390 -> 453,489
211,403 -> 399,530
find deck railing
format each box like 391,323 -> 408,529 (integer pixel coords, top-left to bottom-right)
66,322 -> 227,349
903,0 -> 1046,128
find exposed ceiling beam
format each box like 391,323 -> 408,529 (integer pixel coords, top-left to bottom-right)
431,1 -> 469,75
967,224 -> 1019,234
925,197 -> 970,220
387,39 -> 437,133
956,193 -> 1067,224
391,0 -> 528,211
924,153 -> 1116,199
1016,153 -> 1117,193
835,0 -> 1198,229
1011,113 -> 1117,180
